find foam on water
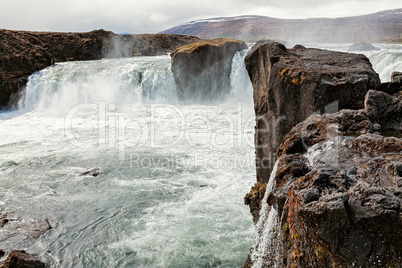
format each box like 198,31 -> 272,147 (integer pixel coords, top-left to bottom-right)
304,43 -> 402,82
250,160 -> 282,268
1,52 -> 256,267
20,56 -> 178,112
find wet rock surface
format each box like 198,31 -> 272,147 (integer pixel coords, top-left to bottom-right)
365,89 -> 402,131
244,46 -> 401,266
0,212 -> 50,267
244,42 -> 380,188
391,71 -> 402,83
79,167 -> 101,177
0,29 -> 200,109
0,212 -> 51,245
266,105 -> 401,267
170,38 -> 247,101
103,33 -> 200,58
1,250 -> 45,268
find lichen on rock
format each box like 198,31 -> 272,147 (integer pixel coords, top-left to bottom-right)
244,41 -> 401,267
170,38 -> 247,101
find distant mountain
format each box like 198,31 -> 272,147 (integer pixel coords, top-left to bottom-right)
161,9 -> 402,43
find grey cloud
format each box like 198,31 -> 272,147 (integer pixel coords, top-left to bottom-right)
0,0 -> 400,33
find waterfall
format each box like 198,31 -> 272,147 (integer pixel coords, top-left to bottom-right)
19,52 -> 252,112
230,49 -> 253,104
304,43 -> 402,83
19,56 -> 178,112
365,48 -> 402,82
250,160 -> 282,268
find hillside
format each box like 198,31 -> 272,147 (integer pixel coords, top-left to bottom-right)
161,9 -> 402,43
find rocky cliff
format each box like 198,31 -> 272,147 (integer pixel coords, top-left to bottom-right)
245,42 -> 380,193
0,29 -> 200,109
170,38 -> 247,101
244,42 -> 401,267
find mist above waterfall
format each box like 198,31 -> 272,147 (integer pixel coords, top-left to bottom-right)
19,50 -> 252,112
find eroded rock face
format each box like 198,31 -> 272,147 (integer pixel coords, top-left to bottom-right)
170,38 -> 247,101
365,89 -> 402,131
244,42 -> 400,267
103,33 -> 200,58
79,167 -> 101,177
2,250 -> 45,268
244,42 -> 380,186
0,29 -> 200,109
245,90 -> 401,267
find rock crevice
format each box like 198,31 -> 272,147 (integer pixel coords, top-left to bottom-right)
244,41 -> 401,267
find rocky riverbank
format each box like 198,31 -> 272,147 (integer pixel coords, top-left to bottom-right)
244,42 -> 401,267
0,29 -> 200,109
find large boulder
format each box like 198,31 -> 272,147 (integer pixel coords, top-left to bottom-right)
244,42 -> 380,187
391,71 -> 402,83
170,38 -> 247,101
376,72 -> 402,96
2,250 -> 45,268
0,212 -> 51,242
245,89 -> 401,267
364,89 -> 402,131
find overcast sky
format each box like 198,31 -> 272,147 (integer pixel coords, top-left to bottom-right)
1,0 -> 401,34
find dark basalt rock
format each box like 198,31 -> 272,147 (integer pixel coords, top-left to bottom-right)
364,89 -> 402,131
347,42 -> 380,52
246,89 -> 401,267
376,72 -> 402,98
79,167 -> 101,177
377,81 -> 402,96
391,71 -> 402,83
244,42 -> 380,186
170,38 -> 247,101
244,41 -> 401,267
2,250 -> 45,268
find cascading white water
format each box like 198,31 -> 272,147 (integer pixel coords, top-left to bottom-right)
250,160 -> 282,268
1,51 -> 257,268
20,56 -> 178,112
20,50 -> 253,113
230,50 -> 254,103
306,43 -> 402,82
364,46 -> 402,82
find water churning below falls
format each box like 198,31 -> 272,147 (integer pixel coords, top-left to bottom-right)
1,52 -> 257,267
1,43 -> 402,268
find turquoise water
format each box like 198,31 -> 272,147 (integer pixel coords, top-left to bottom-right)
0,53 -> 256,267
